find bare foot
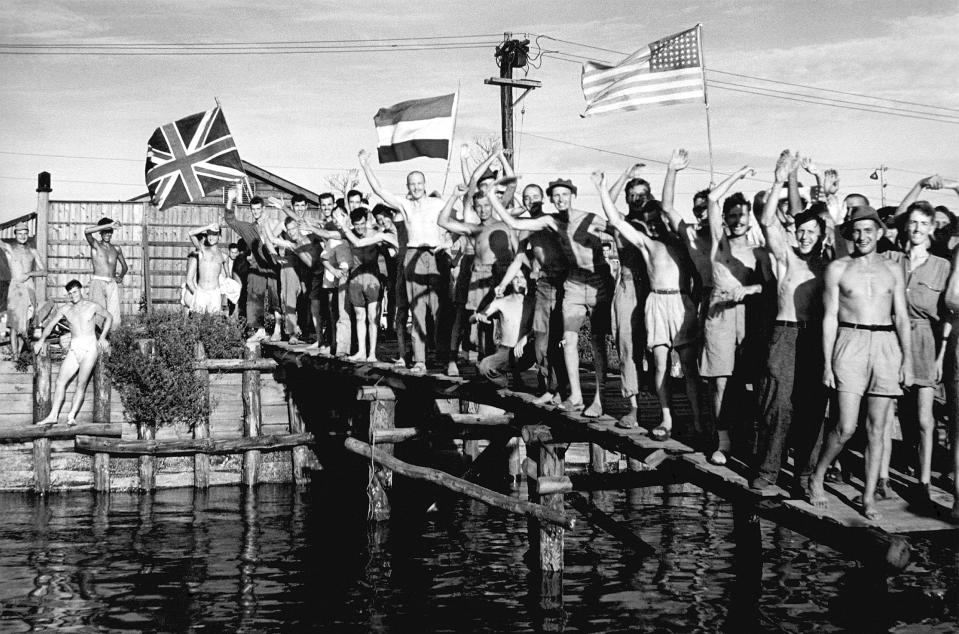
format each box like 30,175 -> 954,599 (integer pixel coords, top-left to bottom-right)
318,345 -> 331,355
446,361 -> 460,377
533,392 -> 555,405
862,497 -> 882,521
392,357 -> 407,369
616,409 -> 638,429
306,341 -> 319,350
807,475 -> 829,510
409,362 -> 427,375
347,352 -> 367,362
366,355 -> 378,363
583,399 -> 603,418
66,416 -> 77,427
269,331 -> 282,342
559,399 -> 584,413
36,416 -> 57,427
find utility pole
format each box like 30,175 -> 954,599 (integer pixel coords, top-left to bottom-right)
485,35 -> 540,169
871,165 -> 889,206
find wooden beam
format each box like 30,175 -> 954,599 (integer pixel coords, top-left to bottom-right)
0,423 -> 123,443
365,387 -> 396,521
241,343 -> 262,486
32,342 -> 52,494
344,437 -> 574,530
193,342 -> 211,489
75,433 -> 315,456
194,358 -> 278,371
566,492 -> 655,557
568,468 -> 686,492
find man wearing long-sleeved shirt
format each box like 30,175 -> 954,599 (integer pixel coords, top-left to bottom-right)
225,186 -> 281,342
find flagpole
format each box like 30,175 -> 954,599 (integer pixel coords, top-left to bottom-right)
697,23 -> 716,184
441,84 -> 461,195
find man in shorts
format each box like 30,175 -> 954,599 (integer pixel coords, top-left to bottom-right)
359,149 -> 449,373
752,151 -> 830,497
336,207 -> 398,361
84,217 -> 128,327
185,223 -> 234,314
550,178 -> 614,417
594,169 -> 702,438
702,166 -> 772,465
1,222 -> 44,358
808,205 -> 912,520
35,280 -> 112,426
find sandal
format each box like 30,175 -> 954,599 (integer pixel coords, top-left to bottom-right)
650,425 -> 672,442
616,412 -> 638,430
708,450 -> 727,466
409,362 -> 427,375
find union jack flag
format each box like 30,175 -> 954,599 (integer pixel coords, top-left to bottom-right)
145,107 -> 246,210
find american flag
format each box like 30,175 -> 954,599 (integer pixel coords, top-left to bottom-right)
145,107 -> 246,211
581,26 -> 705,117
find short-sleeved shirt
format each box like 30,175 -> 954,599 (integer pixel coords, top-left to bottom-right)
321,242 -> 352,289
883,250 -> 951,322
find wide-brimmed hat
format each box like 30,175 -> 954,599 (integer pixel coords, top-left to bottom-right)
842,205 -> 883,239
546,178 -> 577,197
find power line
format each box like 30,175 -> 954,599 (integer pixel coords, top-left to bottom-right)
0,33 -> 500,48
0,44 -> 497,56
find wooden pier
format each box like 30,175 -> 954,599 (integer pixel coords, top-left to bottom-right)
266,341 -> 958,576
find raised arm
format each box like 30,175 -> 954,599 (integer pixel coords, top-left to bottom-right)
189,223 -> 218,249
592,171 -> 650,250
438,185 -> 482,236
464,150 -> 501,200
760,151 -> 792,264
661,149 -> 693,233
336,216 -> 399,249
223,185 -> 243,232
787,152 -> 803,215
459,144 -> 471,186
608,163 -> 645,202
488,189 -> 558,233
895,175 -> 942,217
493,251 -> 530,298
707,166 -> 755,248
358,149 -> 407,213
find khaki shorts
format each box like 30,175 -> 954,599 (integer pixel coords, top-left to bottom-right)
644,290 -> 697,350
562,269 -> 612,334
348,271 -> 382,307
909,320 -> 939,388
832,326 -> 903,397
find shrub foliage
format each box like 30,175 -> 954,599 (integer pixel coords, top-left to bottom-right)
105,312 -> 246,429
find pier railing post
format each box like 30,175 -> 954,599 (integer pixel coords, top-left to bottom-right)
32,341 -> 52,494
137,422 -> 156,491
287,390 -> 311,487
241,342 -> 262,487
358,386 -> 396,521
92,354 -> 111,491
193,342 -> 210,489
523,425 -> 565,573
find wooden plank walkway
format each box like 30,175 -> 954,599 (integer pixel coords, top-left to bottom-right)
267,341 -> 957,540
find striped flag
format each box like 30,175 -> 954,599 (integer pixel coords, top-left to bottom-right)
581,26 -> 705,117
374,93 -> 457,163
145,106 -> 246,210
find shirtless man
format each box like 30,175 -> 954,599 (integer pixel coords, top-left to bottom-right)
1,222 -> 44,358
702,167 -> 772,465
34,280 -> 112,426
493,191 -> 568,402
359,149 -> 449,374
84,217 -> 128,327
549,178 -> 613,417
186,223 -> 230,314
593,167 -> 702,439
808,205 -> 912,520
752,151 -> 829,496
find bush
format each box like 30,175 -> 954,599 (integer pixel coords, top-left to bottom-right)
105,312 -> 246,429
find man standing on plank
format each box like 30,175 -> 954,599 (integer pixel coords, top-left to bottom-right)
186,223 -> 232,314
84,217 -> 128,327
34,279 -> 112,426
1,222 -> 44,359
808,205 -> 912,520
752,151 -> 830,497
359,149 -> 449,374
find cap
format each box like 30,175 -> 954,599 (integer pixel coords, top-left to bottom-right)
546,178 -> 577,197
13,221 -> 29,232
479,168 -> 498,182
842,205 -> 883,239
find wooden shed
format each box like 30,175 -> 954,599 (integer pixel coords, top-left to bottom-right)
1,163 -> 322,314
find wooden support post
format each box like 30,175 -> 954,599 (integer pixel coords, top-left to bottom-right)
524,425 -> 566,572
32,342 -> 52,494
287,390 -> 310,487
138,422 -> 155,491
35,172 -> 50,304
141,205 -> 153,313
461,399 -> 481,462
241,343 -> 262,487
358,386 -> 396,521
92,355 -> 112,491
193,342 -> 210,489
590,443 -> 606,474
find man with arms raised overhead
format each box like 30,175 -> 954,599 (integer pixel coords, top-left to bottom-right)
752,151 -> 830,497
593,162 -> 703,440
549,178 -> 613,417
359,149 -> 448,374
35,280 -> 112,426
1,222 -> 44,358
84,217 -> 128,327
808,205 -> 912,520
186,223 -> 232,314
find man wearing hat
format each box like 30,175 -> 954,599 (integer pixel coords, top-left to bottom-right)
84,217 -> 128,326
808,204 -> 912,520
0,221 -> 45,358
549,177 -> 613,417
184,222 -> 235,314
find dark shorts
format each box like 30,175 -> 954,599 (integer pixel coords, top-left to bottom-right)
348,272 -> 383,306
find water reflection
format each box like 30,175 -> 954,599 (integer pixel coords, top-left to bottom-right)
0,484 -> 954,632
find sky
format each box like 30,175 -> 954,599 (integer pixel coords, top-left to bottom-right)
1,0 -> 957,222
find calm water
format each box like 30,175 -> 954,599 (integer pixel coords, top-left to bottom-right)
0,482 -> 956,633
